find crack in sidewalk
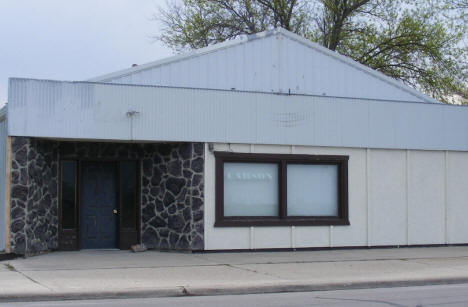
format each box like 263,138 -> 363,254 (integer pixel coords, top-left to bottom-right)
192,253 -> 468,267
4,263 -> 54,292
191,254 -> 286,279
315,296 -> 406,307
223,263 -> 285,280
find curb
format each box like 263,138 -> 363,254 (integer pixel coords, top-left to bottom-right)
2,277 -> 468,302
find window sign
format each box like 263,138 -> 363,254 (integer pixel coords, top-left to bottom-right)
224,163 -> 278,216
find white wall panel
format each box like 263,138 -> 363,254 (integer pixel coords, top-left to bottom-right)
447,152 -> 468,244
368,149 -> 407,245
294,226 -> 330,248
253,227 -> 291,249
205,228 -> 251,250
407,151 -> 445,244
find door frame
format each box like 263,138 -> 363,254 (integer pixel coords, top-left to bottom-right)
58,159 -> 141,250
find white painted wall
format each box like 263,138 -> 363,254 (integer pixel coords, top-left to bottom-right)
204,143 -> 468,250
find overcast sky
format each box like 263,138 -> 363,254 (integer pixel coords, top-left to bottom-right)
0,0 -> 173,104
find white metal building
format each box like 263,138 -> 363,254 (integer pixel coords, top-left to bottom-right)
2,28 -> 468,254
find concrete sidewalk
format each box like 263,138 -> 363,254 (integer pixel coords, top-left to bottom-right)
2,246 -> 468,302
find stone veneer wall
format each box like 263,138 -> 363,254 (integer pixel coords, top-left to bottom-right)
9,137 -> 204,255
10,137 -> 59,255
139,142 -> 204,250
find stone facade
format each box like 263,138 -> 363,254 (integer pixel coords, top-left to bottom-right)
140,143 -> 204,250
9,137 -> 204,255
10,137 -> 59,255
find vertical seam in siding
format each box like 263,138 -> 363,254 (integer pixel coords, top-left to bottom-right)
290,226 -> 295,249
366,148 -> 370,246
406,150 -> 410,245
366,101 -> 370,148
444,150 -> 449,244
249,226 -> 254,250
254,96 -> 258,144
290,145 -> 294,249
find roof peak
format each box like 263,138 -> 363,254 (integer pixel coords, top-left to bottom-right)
88,27 -> 293,83
89,27 -> 439,104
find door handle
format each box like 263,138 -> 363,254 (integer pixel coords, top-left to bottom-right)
113,209 -> 118,214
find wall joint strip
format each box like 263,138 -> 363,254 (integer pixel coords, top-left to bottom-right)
405,149 -> 410,245
249,227 -> 254,250
444,151 -> 449,244
366,148 -> 370,246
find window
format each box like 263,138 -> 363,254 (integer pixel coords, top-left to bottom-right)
287,164 -> 338,216
119,161 -> 138,229
215,152 -> 349,227
60,161 -> 77,229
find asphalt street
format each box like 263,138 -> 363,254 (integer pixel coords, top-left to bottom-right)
2,283 -> 468,307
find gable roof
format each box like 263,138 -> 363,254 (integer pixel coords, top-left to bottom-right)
89,28 -> 439,104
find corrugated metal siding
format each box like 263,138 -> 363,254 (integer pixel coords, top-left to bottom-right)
8,78 -> 468,151
103,33 -> 427,103
0,116 -> 6,251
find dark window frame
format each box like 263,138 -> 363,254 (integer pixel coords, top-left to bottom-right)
215,152 -> 349,227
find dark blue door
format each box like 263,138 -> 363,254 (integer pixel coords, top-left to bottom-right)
80,162 -> 117,249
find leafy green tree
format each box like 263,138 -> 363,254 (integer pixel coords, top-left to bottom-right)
155,0 -> 467,103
